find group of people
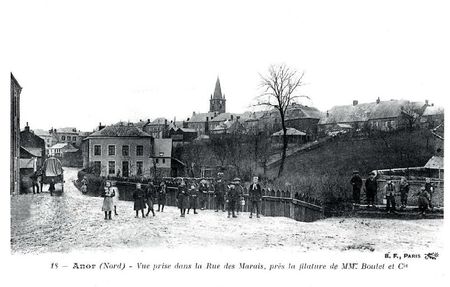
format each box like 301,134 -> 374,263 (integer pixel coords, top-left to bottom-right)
350,170 -> 436,215
169,173 -> 263,218
100,174 -> 264,219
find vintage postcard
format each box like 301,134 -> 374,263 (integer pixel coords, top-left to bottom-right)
2,0 -> 448,286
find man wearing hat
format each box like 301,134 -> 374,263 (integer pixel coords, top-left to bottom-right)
226,183 -> 239,218
365,171 -> 378,207
199,179 -> 209,210
383,180 -> 397,213
249,176 -> 262,218
187,184 -> 199,214
214,172 -> 226,212
350,170 -> 363,205
177,179 -> 189,217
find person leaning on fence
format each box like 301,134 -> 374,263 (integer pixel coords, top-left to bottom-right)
157,181 -> 167,212
187,184 -> 199,214
399,177 -> 409,209
102,181 -> 115,220
226,183 -> 239,218
364,171 -> 377,207
383,180 -> 397,214
133,183 -> 146,218
417,187 -> 430,216
248,176 -> 262,218
177,180 -> 189,217
214,173 -> 226,212
145,182 -> 156,217
350,170 -> 362,205
424,178 -> 434,211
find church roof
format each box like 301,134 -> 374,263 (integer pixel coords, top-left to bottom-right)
212,77 -> 223,99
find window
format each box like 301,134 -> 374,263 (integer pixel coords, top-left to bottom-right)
136,145 -> 144,156
108,145 -> 116,156
162,158 -> 166,164
61,136 -> 66,141
136,161 -> 143,176
67,136 -> 71,141
94,145 -> 101,156
122,145 -> 129,156
156,158 -> 159,164
108,161 -> 115,175
122,161 -> 129,177
72,136 -> 77,141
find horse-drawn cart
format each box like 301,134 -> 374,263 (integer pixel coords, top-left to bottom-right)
40,157 -> 64,194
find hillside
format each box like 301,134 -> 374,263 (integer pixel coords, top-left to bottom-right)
266,128 -> 442,206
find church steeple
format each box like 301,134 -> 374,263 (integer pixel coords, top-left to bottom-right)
213,77 -> 223,99
209,76 -> 226,114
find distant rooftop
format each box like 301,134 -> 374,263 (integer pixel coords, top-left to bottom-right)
86,123 -> 152,138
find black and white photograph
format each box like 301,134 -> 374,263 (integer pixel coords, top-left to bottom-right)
2,0 -> 449,286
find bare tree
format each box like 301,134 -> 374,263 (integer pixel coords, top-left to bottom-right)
257,64 -> 307,177
401,102 -> 425,130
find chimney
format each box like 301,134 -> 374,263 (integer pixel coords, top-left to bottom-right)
164,119 -> 167,125
147,119 -> 150,123
376,97 -> 380,104
193,111 -> 196,115
206,117 -> 209,122
230,115 -> 234,120
425,99 -> 429,106
25,122 -> 30,132
353,100 -> 358,106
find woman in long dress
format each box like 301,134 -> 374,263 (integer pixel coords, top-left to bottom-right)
102,181 -> 115,220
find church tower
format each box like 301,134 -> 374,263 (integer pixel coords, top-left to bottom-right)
209,77 -> 226,114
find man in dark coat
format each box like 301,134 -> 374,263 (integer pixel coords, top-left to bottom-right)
157,181 -> 167,212
364,171 -> 378,207
49,179 -> 56,196
399,177 -> 409,209
145,182 -> 156,217
350,170 -> 362,204
226,183 -> 239,218
133,183 -> 146,218
31,172 -> 40,194
187,184 -> 199,214
249,176 -> 262,218
199,180 -> 209,210
177,181 -> 189,217
383,180 -> 397,213
214,173 -> 226,212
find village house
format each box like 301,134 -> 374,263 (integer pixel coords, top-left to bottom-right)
168,127 -> 198,144
19,124 -> 46,193
83,123 -> 153,178
49,127 -> 83,147
420,104 -> 444,129
318,98 -> 427,136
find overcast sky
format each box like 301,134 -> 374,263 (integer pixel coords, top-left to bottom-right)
3,0 -> 449,131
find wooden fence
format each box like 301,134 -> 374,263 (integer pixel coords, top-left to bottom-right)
114,182 -> 324,222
